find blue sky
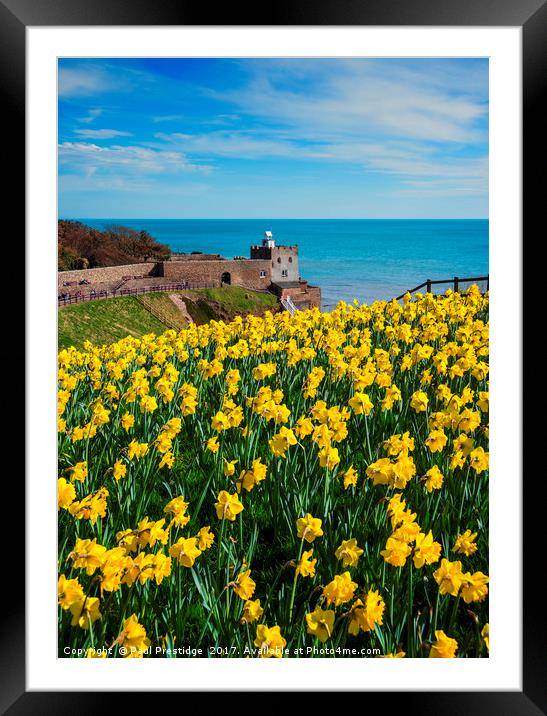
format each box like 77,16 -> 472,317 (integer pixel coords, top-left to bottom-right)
58,58 -> 488,219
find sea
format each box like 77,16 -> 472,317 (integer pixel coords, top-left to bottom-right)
76,219 -> 489,308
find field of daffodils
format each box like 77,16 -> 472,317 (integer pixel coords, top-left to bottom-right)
58,286 -> 489,658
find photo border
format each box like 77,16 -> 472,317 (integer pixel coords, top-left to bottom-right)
6,0 -> 541,710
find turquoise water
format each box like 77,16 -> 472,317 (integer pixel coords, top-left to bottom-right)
76,219 -> 488,307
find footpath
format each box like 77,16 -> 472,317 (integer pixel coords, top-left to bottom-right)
168,293 -> 194,324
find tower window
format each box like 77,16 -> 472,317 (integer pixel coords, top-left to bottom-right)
259,270 -> 266,278
281,269 -> 288,278
289,257 -> 293,263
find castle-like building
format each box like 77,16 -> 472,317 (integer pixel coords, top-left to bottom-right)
58,231 -> 321,310
250,231 -> 300,283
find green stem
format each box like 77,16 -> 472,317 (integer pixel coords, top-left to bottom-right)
448,593 -> 461,636
431,590 -> 440,640
288,539 -> 305,621
407,559 -> 414,656
262,561 -> 292,616
215,516 -> 227,597
457,467 -> 471,535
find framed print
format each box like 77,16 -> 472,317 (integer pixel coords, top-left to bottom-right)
5,0 -> 542,710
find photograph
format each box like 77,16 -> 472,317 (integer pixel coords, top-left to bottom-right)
10,5 -> 537,706
56,56 -> 491,660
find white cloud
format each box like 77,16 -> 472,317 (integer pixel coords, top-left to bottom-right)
59,67 -> 113,97
76,109 -> 104,124
153,130 -> 487,192
58,142 -> 212,176
214,74 -> 486,145
152,114 -> 186,123
58,59 -> 488,207
154,130 -> 322,160
73,129 -> 132,139
150,60 -> 487,193
200,58 -> 488,150
58,173 -> 212,197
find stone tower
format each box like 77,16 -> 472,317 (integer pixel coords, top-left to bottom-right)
250,231 -> 299,283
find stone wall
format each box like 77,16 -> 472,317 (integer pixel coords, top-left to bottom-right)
250,245 -> 271,260
57,253 -> 316,299
276,281 -> 321,310
160,259 -> 272,290
305,286 -> 322,309
58,263 -> 158,289
169,253 -> 224,261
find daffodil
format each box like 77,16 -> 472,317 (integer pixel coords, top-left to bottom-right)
413,531 -> 441,568
169,537 -> 202,568
233,569 -> 256,600
215,491 -> 244,521
254,625 -> 286,658
112,459 -> 127,481
196,526 -> 215,551
453,530 -> 479,556
68,461 -> 88,483
223,459 -> 238,477
58,478 -> 76,509
342,466 -> 358,489
410,390 -> 428,413
69,596 -> 101,630
206,436 -> 219,453
335,538 -> 364,567
424,466 -> 444,492
116,614 -> 151,657
241,599 -> 263,624
433,559 -> 465,597
348,392 -> 374,416
323,572 -> 357,607
380,537 -> 412,567
348,591 -> 385,634
424,429 -> 448,453
429,630 -> 458,658
296,513 -> 324,543
481,623 -> 489,653
295,549 -> 317,578
69,538 -> 107,575
58,574 -> 84,610
460,571 -> 489,603
306,608 -> 335,643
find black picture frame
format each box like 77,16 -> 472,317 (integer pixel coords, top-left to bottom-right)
6,0 -> 541,711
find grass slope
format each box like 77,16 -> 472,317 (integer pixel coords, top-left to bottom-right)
135,293 -> 187,331
58,296 -> 168,350
180,297 -> 218,325
58,287 -> 278,350
188,287 -> 278,312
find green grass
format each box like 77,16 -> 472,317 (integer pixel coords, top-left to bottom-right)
58,296 -> 169,350
188,287 -> 278,313
135,293 -> 187,331
180,297 -> 218,325
58,287 -> 279,350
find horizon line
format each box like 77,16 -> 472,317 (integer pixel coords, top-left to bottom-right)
61,216 -> 489,221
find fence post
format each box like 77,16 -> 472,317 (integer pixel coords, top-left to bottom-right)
426,279 -> 432,293
454,276 -> 459,292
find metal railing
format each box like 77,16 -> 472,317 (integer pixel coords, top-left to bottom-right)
58,281 -> 218,306
395,275 -> 489,301
280,296 -> 298,315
